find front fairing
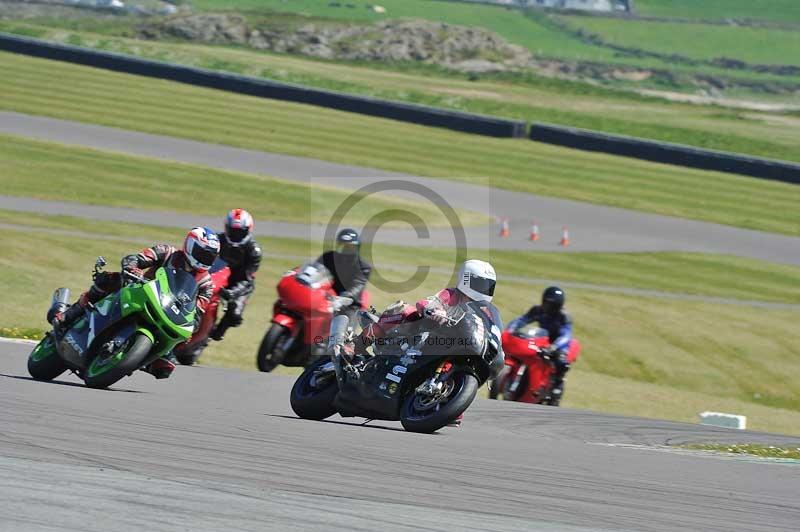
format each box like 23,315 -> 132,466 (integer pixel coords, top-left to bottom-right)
142,267 -> 197,340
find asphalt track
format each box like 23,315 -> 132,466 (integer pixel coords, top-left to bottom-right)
2,340 -> 799,532
2,112 -> 800,265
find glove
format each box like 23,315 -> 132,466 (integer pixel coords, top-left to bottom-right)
429,308 -> 449,325
219,288 -> 232,301
124,266 -> 144,279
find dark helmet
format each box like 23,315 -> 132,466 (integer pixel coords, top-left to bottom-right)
541,286 -> 565,315
334,228 -> 360,256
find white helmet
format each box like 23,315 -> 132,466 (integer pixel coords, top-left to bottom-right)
456,259 -> 496,302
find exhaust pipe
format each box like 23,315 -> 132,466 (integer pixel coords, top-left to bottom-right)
46,287 -> 71,324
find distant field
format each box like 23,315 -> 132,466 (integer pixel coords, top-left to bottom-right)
3,213 -> 800,433
634,0 -> 800,22
5,21 -> 800,165
190,0 -> 800,70
4,51 -> 800,236
565,16 -> 800,67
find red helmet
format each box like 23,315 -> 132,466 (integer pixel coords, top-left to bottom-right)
183,227 -> 220,272
225,208 -> 254,247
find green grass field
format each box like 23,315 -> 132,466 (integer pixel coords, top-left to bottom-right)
634,0 -> 800,22
3,213 -> 800,434
4,51 -> 800,237
186,0 -> 800,80
0,134 -> 486,228
563,16 -> 800,66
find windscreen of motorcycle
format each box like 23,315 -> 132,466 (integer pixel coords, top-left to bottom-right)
160,267 -> 199,326
295,261 -> 331,289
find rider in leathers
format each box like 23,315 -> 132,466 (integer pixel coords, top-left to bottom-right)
316,228 -> 371,324
51,227 -> 220,378
351,259 -> 499,427
506,286 -> 574,406
210,209 -> 262,341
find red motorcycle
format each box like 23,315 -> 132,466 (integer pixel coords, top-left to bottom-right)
256,261 -> 369,372
489,327 -> 581,405
174,258 -> 231,366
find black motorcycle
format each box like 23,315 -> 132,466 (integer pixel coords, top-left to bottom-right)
290,301 -> 504,433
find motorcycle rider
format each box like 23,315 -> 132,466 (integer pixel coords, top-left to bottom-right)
316,228 -> 371,324
51,227 -> 221,379
209,209 -> 262,341
353,259 -> 499,427
507,286 -> 574,406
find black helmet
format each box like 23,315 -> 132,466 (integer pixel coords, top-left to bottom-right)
541,286 -> 565,315
335,228 -> 360,256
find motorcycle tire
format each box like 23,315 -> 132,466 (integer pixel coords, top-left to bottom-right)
256,324 -> 289,373
84,333 -> 152,389
27,334 -> 67,381
290,359 -> 339,421
400,370 -> 479,434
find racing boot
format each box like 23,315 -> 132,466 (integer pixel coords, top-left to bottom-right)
547,375 -> 566,407
51,291 -> 91,337
447,413 -> 464,428
51,284 -> 108,336
209,321 -> 229,341
144,354 -> 177,379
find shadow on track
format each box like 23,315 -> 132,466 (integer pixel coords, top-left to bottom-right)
0,373 -> 146,393
265,414 -> 408,433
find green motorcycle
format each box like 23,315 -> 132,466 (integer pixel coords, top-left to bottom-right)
27,256 -> 198,389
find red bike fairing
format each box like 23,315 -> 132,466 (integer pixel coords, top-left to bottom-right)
499,329 -> 580,404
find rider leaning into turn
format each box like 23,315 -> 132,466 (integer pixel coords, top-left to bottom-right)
209,209 -> 263,342
51,227 -> 221,379
507,286 -> 574,406
316,228 -> 372,324
354,259 -> 499,427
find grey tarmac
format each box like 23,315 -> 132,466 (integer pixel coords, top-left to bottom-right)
2,341 -> 799,532
2,112 -> 800,265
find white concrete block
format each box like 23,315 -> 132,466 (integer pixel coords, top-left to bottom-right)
699,411 -> 747,430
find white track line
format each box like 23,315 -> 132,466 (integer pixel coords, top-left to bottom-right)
0,337 -> 37,345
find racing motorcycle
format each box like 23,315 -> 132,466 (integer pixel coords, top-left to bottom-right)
256,261 -> 368,372
27,256 -> 197,389
174,258 -> 231,366
489,327 -> 581,404
289,300 -> 504,433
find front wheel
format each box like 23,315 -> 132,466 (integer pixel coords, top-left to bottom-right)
290,358 -> 339,420
400,370 -> 479,433
27,334 -> 67,381
257,323 -> 290,372
84,333 -> 152,389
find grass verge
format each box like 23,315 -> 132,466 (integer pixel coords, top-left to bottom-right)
0,133 -> 488,228
3,52 -> 800,236
680,443 -> 800,459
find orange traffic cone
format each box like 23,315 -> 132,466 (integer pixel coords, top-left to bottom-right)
499,217 -> 510,238
529,222 -> 539,242
559,226 -> 570,247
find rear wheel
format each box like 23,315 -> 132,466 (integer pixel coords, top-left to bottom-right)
27,334 -> 67,381
257,324 -> 290,372
84,333 -> 152,389
400,369 -> 479,434
290,358 -> 339,420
